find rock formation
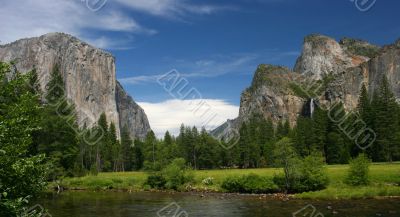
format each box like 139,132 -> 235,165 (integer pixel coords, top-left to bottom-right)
0,33 -> 151,139
213,34 -> 400,139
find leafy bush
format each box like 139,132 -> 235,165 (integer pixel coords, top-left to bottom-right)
145,158 -> 193,190
221,174 -> 278,194
202,177 -> 214,186
273,153 -> 329,193
162,158 -> 194,190
146,173 -> 166,189
221,176 -> 243,192
298,154 -> 329,192
345,153 -> 370,186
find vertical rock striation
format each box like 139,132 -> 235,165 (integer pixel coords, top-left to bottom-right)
116,81 -> 151,139
0,33 -> 151,139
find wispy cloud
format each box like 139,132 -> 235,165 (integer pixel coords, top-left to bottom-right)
0,0 -> 228,49
0,0 -> 155,49
115,0 -> 234,18
138,99 -> 239,137
119,50 -> 299,85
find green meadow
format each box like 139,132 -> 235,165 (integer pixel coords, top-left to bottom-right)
57,162 -> 400,200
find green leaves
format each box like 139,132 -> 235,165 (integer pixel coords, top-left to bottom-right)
0,62 -> 47,216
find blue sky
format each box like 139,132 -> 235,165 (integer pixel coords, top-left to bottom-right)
2,0 -> 400,136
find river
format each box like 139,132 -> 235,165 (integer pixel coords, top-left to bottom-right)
34,191 -> 400,217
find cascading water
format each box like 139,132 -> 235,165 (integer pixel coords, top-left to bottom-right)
310,98 -> 315,118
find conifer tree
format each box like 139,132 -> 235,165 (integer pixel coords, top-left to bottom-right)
120,125 -> 133,171
372,76 -> 399,161
34,65 -> 79,179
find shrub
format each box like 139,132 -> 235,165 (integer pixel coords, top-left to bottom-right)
221,176 -> 244,192
162,158 -> 194,190
273,153 -> 329,193
145,158 -> 194,190
242,174 -> 278,193
202,177 -> 214,186
146,173 -> 166,189
221,174 -> 278,194
345,153 -> 370,186
298,154 -> 329,192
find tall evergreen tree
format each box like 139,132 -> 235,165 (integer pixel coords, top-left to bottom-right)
372,76 -> 399,161
96,113 -> 108,172
120,125 -> 133,171
33,65 -> 79,179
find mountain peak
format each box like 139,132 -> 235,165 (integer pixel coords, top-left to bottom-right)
294,34 -> 370,79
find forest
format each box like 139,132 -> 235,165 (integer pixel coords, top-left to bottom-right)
1,61 -> 400,216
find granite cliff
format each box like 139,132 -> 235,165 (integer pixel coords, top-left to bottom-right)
0,33 -> 151,139
213,34 -> 399,138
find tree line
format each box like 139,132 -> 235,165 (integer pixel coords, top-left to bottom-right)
39,66 -> 400,176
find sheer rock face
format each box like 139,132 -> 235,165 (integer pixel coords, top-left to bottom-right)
0,33 -> 151,139
213,35 -> 400,139
238,65 -> 305,127
294,34 -> 372,80
116,81 -> 151,139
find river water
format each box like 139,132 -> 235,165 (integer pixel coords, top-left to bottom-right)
35,191 -> 400,217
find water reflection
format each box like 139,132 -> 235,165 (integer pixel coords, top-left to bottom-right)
37,192 -> 400,217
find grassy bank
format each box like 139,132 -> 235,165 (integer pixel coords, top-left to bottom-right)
55,163 -> 400,199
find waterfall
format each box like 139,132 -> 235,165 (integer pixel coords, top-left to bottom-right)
310,98 -> 315,118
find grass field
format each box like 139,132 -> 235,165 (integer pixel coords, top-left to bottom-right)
57,163 -> 400,199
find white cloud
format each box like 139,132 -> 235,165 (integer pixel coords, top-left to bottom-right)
0,0 -> 153,48
138,99 -> 239,137
115,0 -> 231,17
0,0 -> 231,48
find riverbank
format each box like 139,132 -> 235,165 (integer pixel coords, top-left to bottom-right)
53,163 -> 400,200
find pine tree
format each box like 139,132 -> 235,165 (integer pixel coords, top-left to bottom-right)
311,107 -> 327,156
33,65 -> 79,179
238,123 -> 250,168
144,130 -> 157,168
96,113 -> 108,172
120,125 -> 133,171
293,116 -> 314,157
358,84 -> 373,126
372,76 -> 399,162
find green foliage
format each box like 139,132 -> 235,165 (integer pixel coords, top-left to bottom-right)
340,37 -> 380,58
145,173 -> 167,189
32,65 -> 79,179
273,137 -> 299,192
273,152 -> 329,193
162,158 -> 194,190
0,62 -> 48,216
144,158 -> 194,190
201,177 -> 214,186
221,174 -> 278,193
370,76 -> 399,162
345,153 -> 371,186
297,153 -> 329,192
289,82 -> 311,98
